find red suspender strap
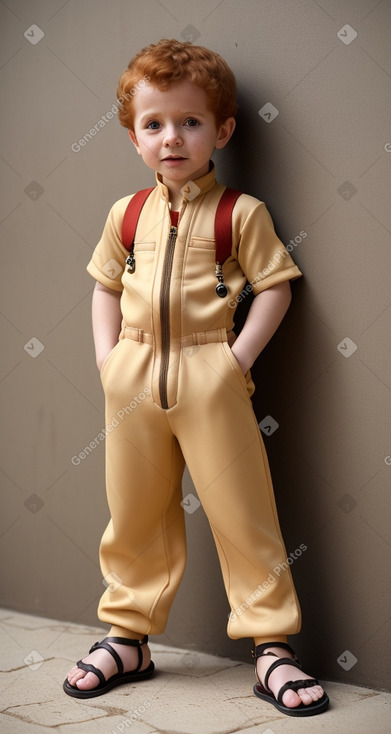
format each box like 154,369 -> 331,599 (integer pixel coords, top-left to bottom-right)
121,185 -> 242,276
214,187 -> 242,265
121,187 -> 155,251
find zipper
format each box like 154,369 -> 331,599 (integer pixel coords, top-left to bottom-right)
159,225 -> 177,409
159,201 -> 186,409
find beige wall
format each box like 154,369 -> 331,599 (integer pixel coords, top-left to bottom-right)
1,0 -> 390,693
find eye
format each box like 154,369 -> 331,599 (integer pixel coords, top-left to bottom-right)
185,118 -> 199,127
147,120 -> 161,130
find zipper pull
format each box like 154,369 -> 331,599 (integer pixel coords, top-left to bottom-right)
215,262 -> 228,298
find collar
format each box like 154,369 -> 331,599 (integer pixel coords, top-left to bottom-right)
155,161 -> 217,203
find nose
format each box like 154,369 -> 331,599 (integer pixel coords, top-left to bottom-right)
163,125 -> 182,147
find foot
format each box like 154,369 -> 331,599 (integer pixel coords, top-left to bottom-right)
256,646 -> 325,709
67,639 -> 151,691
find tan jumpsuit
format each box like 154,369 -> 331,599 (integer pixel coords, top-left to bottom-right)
87,163 -> 303,645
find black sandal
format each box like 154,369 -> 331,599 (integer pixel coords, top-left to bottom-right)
252,641 -> 329,717
63,635 -> 155,698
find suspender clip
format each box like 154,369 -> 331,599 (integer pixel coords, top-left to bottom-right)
126,253 -> 135,273
215,262 -> 228,298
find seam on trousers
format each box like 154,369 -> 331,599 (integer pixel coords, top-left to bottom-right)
250,408 -> 290,554
148,434 -> 181,627
208,523 -> 232,623
212,523 -> 301,637
249,409 -> 302,625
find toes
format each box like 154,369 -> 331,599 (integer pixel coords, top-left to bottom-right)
297,685 -> 325,705
67,667 -> 83,684
306,684 -> 325,701
314,684 -> 325,698
74,671 -> 100,690
66,667 -> 100,690
281,689 -> 302,708
282,685 -> 325,708
297,688 -> 315,705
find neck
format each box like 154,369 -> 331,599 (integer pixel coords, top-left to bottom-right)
162,180 -> 185,210
155,161 -> 215,207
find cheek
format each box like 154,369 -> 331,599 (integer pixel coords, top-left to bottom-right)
139,138 -> 158,158
193,132 -> 216,153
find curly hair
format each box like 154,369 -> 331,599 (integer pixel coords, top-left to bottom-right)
117,38 -> 237,129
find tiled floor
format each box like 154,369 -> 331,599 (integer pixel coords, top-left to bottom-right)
0,609 -> 390,734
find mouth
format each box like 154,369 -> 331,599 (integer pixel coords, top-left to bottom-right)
162,155 -> 187,161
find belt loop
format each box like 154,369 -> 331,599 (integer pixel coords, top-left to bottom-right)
137,328 -> 143,343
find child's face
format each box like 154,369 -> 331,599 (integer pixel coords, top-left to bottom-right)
128,79 -> 235,192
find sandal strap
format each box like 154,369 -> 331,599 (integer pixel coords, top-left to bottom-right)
263,657 -> 302,694
88,635 -> 149,676
105,635 -> 149,672
252,641 -> 299,662
76,659 -> 106,685
89,640 -> 124,675
104,635 -> 149,646
277,677 -> 320,705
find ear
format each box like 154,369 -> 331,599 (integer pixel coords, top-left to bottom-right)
128,128 -> 141,155
215,117 -> 236,150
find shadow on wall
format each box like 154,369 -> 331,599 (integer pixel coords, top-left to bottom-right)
215,88 -> 282,197
214,91 -> 344,675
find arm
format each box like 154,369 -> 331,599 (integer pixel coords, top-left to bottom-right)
230,281 -> 292,375
91,281 -> 122,371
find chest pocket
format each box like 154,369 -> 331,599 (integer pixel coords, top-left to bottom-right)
131,242 -> 156,281
189,237 -> 215,250
185,236 -> 216,283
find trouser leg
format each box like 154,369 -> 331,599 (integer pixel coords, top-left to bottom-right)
98,339 -> 186,637
170,342 -> 301,642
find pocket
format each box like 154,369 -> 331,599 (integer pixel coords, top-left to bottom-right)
185,238 -> 216,285
133,241 -> 156,252
188,237 -> 215,250
222,342 -> 255,398
99,340 -> 121,381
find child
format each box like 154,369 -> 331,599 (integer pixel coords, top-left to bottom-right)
64,39 -> 329,717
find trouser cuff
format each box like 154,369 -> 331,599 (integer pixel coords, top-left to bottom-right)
253,634 -> 288,646
108,625 -> 148,641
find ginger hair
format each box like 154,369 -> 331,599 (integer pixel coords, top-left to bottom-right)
117,38 -> 237,130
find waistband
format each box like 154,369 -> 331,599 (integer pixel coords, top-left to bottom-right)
119,324 -> 234,347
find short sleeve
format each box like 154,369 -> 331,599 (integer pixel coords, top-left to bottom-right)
86,196 -> 131,292
233,199 -> 302,294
